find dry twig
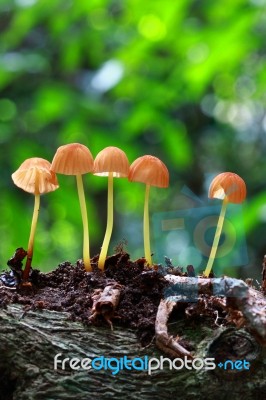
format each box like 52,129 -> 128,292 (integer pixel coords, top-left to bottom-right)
155,299 -> 193,359
89,282 -> 122,330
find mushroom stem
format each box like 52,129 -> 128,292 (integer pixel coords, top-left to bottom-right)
204,198 -> 228,277
76,174 -> 91,271
144,184 -> 152,266
98,172 -> 114,270
23,194 -> 40,281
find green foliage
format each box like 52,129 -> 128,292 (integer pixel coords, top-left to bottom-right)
0,0 -> 266,279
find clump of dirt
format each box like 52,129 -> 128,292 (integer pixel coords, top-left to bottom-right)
1,249 -> 240,347
0,251 -> 168,346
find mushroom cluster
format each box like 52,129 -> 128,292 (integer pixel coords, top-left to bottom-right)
11,143 -> 247,281
12,144 -> 169,279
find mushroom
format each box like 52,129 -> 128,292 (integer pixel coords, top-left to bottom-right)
51,143 -> 94,271
12,157 -> 59,281
93,146 -> 129,270
128,155 -> 169,266
203,172 -> 247,277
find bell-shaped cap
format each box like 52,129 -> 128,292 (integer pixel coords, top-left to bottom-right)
209,172 -> 246,203
12,157 -> 59,195
128,155 -> 169,188
51,143 -> 94,175
93,146 -> 129,177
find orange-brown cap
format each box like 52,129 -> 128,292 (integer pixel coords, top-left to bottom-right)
12,157 -> 59,195
128,155 -> 169,188
93,146 -> 129,177
209,172 -> 246,203
51,143 -> 94,175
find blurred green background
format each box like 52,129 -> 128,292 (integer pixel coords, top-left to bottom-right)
0,0 -> 266,281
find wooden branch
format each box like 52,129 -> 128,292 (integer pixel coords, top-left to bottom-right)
163,275 -> 266,345
0,304 -> 265,399
155,299 -> 193,358
163,275 -> 249,298
1,261 -> 266,399
227,287 -> 266,345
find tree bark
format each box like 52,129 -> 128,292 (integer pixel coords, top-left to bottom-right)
0,304 -> 265,400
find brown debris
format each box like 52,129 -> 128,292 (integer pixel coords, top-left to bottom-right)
155,299 -> 193,359
89,282 -> 123,330
164,274 -> 266,345
7,248 -> 27,273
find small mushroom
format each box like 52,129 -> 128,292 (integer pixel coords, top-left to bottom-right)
51,143 -> 94,271
12,157 -> 59,281
93,146 -> 129,270
128,155 -> 169,266
203,172 -> 247,277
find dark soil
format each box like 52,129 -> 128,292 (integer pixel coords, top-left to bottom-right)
0,251 -> 171,346
0,250 -> 230,347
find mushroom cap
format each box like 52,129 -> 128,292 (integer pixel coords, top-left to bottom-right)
208,172 -> 246,204
93,146 -> 129,177
128,155 -> 169,188
51,143 -> 94,175
12,157 -> 59,195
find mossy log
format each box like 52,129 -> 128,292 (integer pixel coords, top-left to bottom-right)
0,304 -> 265,400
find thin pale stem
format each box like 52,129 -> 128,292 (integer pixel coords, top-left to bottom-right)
144,184 -> 152,266
76,174 -> 91,271
98,173 -> 114,270
204,198 -> 228,277
23,194 -> 40,281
